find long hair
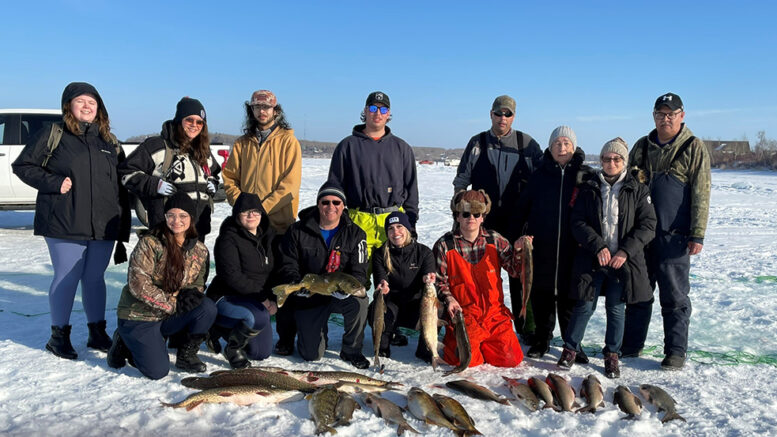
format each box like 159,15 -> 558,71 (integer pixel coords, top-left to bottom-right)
149,219 -> 198,294
382,230 -> 412,276
61,102 -> 113,143
242,103 -> 291,136
173,122 -> 211,167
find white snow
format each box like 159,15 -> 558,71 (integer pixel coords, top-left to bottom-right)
1,160 -> 776,436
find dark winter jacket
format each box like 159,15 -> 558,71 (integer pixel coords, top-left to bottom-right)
510,147 -> 595,293
206,208 -> 277,304
569,172 -> 656,304
12,121 -> 131,242
372,240 -> 436,304
118,120 -> 220,236
276,206 -> 369,309
327,125 -> 419,225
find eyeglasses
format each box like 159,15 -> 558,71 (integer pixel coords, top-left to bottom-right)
320,200 -> 342,206
368,105 -> 389,115
653,110 -> 682,120
459,212 -> 482,219
492,110 -> 514,118
601,156 -> 624,164
251,104 -> 274,112
183,117 -> 204,126
239,209 -> 262,217
165,212 -> 191,221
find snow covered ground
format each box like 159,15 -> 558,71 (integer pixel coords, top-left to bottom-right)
1,159 -> 776,436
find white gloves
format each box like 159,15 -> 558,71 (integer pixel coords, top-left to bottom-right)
157,180 -> 177,196
331,291 -> 349,300
207,180 -> 217,196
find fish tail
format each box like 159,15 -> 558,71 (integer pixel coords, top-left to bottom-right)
661,412 -> 687,423
431,357 -> 443,371
397,422 -> 420,435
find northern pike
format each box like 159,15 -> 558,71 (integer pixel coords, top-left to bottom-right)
363,393 -> 419,435
407,387 -> 460,433
333,392 -> 361,427
445,379 -> 511,406
639,384 -> 686,423
272,272 -> 366,307
502,376 -> 540,412
309,387 -> 340,435
372,288 -> 387,372
546,373 -> 579,412
528,376 -> 558,410
161,385 -> 304,411
517,236 -> 533,321
433,393 -> 482,436
577,374 -> 605,414
614,385 -> 642,420
420,281 -> 444,370
443,311 -> 471,376
256,367 -> 403,389
181,369 -> 318,393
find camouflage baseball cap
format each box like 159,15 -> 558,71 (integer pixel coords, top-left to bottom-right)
492,95 -> 516,114
250,90 -> 277,107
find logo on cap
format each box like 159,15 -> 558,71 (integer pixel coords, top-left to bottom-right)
375,93 -> 385,101
662,95 -> 673,102
388,217 -> 399,224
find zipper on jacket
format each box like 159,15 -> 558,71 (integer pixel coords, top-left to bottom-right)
554,166 -> 565,296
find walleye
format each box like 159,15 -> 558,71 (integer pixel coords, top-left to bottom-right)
502,376 -> 540,412
433,393 -> 482,436
333,392 -> 361,427
517,236 -> 533,321
309,387 -> 341,435
161,385 -> 304,411
362,393 -> 419,435
528,376 -> 558,410
613,385 -> 642,420
443,311 -> 472,376
407,387 -> 460,433
372,288 -> 387,371
445,379 -> 511,406
546,373 -> 579,412
272,272 -> 366,307
577,374 -> 605,414
639,384 -> 686,423
181,369 -> 318,393
420,280 -> 444,370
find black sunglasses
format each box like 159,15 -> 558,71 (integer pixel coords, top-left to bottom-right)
320,200 -> 342,206
460,212 -> 482,219
492,110 -> 513,118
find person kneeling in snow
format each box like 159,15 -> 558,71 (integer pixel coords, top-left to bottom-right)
433,190 -> 528,368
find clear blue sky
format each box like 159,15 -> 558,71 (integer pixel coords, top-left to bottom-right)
3,1 -> 776,154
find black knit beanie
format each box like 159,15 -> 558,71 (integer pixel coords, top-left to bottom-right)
317,181 -> 347,203
232,192 -> 265,216
174,97 -> 206,124
164,191 -> 196,218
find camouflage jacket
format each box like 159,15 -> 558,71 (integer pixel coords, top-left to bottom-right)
629,124 -> 711,242
116,234 -> 209,322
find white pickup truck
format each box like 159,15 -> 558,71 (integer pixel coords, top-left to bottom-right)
0,109 -> 232,215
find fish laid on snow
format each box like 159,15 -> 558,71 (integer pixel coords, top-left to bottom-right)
420,280 -> 444,370
407,387 -> 461,433
373,288 -> 387,371
309,386 -> 341,435
256,367 -> 402,389
614,385 -> 642,420
362,393 -> 419,435
528,376 -> 558,410
333,392 -> 360,427
577,374 -> 605,414
272,272 -> 366,307
546,373 -> 580,412
517,236 -> 533,322
443,311 -> 472,376
445,379 -> 511,406
502,376 -> 540,412
181,369 -> 318,393
639,384 -> 686,423
161,385 -> 304,411
433,393 -> 482,436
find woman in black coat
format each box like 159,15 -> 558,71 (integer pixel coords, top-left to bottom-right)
206,193 -> 277,368
559,138 -> 656,378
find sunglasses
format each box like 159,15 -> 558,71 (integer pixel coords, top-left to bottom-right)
368,105 -> 389,115
492,110 -> 514,118
239,209 -> 262,217
183,117 -> 204,126
601,156 -> 624,163
459,212 -> 482,219
320,200 -> 342,206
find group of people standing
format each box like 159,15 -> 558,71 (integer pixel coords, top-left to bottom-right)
13,82 -> 709,380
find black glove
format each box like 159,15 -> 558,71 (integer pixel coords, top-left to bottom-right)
113,242 -> 127,265
176,288 -> 204,314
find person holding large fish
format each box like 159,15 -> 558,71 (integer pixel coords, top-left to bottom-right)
433,189 -> 528,368
275,182 -> 371,368
560,137 -> 656,378
368,211 -> 436,361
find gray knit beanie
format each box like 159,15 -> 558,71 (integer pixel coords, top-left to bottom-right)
600,137 -> 629,166
548,125 -> 577,149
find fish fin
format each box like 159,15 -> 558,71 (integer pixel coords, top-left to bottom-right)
431,357 -> 443,371
159,400 -> 179,408
576,405 -> 594,414
186,400 -> 203,411
179,377 -> 198,388
397,423 -> 419,435
661,412 -> 687,423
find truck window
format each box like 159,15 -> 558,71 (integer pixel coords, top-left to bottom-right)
21,114 -> 61,145
0,114 -> 16,145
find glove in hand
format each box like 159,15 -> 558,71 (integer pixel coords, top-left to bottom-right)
207,180 -> 217,196
296,288 -> 312,298
331,291 -> 349,300
158,180 -> 177,196
176,288 -> 204,314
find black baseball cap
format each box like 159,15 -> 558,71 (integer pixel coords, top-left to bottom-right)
365,91 -> 390,108
654,93 -> 684,111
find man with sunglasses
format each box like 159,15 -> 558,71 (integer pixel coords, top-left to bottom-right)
621,93 -> 710,370
453,95 -> 542,341
275,182 -> 370,368
327,91 -> 419,263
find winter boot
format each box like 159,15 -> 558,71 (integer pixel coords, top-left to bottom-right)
575,348 -> 590,364
557,347 -> 576,369
167,330 -> 187,349
274,340 -> 294,356
46,325 -> 78,360
604,352 -> 620,379
175,334 -> 207,373
661,354 -> 686,371
86,320 -> 113,352
527,340 -> 550,359
107,329 -> 134,369
390,331 -> 408,347
224,323 -> 260,369
206,325 -> 230,354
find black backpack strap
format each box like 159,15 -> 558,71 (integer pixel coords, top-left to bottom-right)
478,131 -> 488,154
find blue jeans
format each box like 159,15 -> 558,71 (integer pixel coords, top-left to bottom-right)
214,296 -> 273,360
565,272 -> 626,355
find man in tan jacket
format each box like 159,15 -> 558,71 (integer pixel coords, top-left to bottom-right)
222,90 -> 302,233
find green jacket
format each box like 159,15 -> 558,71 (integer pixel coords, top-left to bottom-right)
629,124 -> 711,242
117,234 -> 209,322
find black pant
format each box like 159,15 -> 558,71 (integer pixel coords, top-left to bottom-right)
295,296 -> 368,361
275,300 -> 297,347
368,296 -> 421,352
531,285 -> 574,345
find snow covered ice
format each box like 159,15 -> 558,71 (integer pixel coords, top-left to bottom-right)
2,159 -> 777,436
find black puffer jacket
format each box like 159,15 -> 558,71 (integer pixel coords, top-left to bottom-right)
510,147 -> 594,293
12,122 -> 130,241
207,207 -> 277,304
276,206 -> 368,309
372,240 -> 435,303
569,172 -> 656,304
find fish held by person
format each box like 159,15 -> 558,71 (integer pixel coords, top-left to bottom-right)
161,385 -> 304,411
433,393 -> 482,436
407,387 -> 461,433
639,384 -> 686,424
577,374 -> 605,414
502,376 -> 540,412
443,311 -> 472,377
517,236 -> 533,322
614,385 -> 643,420
272,272 -> 367,307
444,379 -> 511,406
419,280 -> 444,370
362,393 -> 419,436
372,288 -> 387,372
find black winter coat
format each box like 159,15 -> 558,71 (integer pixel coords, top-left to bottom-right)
276,206 -> 368,309
510,147 -> 594,293
569,172 -> 656,304
206,210 -> 277,304
372,240 -> 435,304
12,122 -> 130,241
